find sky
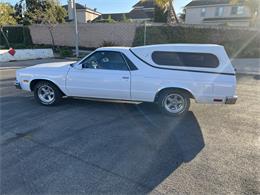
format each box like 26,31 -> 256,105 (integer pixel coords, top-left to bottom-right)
4,0 -> 191,14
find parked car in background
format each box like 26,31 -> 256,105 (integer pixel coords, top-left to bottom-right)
15,44 -> 237,116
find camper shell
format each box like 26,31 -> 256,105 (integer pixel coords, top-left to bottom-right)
131,44 -> 235,75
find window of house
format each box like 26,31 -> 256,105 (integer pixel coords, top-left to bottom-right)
231,6 -> 244,15
237,6 -> 245,14
82,51 -> 129,71
151,51 -> 219,68
215,7 -> 224,17
201,8 -> 206,17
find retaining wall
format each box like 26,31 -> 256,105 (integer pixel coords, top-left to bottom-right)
0,49 -> 54,62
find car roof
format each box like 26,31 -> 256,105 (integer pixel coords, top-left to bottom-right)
132,44 -> 224,50
96,44 -> 224,52
96,47 -> 130,52
131,44 -> 226,57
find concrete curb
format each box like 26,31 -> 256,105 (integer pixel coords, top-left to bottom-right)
0,49 -> 54,62
232,58 -> 260,75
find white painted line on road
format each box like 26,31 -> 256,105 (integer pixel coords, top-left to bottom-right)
0,67 -> 26,70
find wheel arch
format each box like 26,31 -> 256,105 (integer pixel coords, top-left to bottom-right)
154,87 -> 195,103
30,79 -> 66,96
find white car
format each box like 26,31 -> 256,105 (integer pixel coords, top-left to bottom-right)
15,44 -> 237,116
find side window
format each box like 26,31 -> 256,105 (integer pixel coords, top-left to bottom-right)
231,6 -> 244,15
201,8 -> 206,17
237,6 -> 245,15
215,7 -> 224,17
152,51 -> 219,68
231,6 -> 237,15
82,51 -> 129,71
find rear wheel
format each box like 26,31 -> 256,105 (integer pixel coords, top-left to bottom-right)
157,90 -> 190,116
34,81 -> 62,106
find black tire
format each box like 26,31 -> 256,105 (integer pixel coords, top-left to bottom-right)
157,89 -> 190,116
33,81 -> 62,106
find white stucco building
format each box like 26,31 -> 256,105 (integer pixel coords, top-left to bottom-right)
184,0 -> 255,27
63,1 -> 101,23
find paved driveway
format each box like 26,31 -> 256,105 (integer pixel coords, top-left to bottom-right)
0,59 -> 259,194
232,58 -> 260,75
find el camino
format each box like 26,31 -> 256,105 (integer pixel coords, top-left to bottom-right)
15,44 -> 237,116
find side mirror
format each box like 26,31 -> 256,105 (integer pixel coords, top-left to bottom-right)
73,63 -> 83,70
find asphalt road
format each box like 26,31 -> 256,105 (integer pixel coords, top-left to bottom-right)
0,59 -> 259,194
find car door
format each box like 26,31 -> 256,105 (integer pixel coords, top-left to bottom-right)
66,51 -> 131,100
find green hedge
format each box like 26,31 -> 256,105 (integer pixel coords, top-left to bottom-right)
133,26 -> 260,58
0,26 -> 33,48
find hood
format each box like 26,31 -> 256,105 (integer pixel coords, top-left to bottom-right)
27,61 -> 76,69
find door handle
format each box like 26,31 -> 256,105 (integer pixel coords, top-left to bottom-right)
122,76 -> 129,79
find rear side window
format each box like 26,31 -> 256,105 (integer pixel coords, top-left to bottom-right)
152,51 -> 219,68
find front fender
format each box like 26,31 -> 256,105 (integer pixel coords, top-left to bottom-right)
29,77 -> 65,92
18,72 -> 67,93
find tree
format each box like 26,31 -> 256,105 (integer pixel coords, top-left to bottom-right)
154,4 -> 167,23
0,3 -> 16,26
155,0 -> 179,25
14,0 -> 67,48
107,14 -> 116,23
0,3 -> 17,48
15,0 -> 67,24
29,0 -> 67,49
123,14 -> 130,23
14,0 -> 43,24
178,9 -> 186,23
230,0 -> 259,26
14,0 -> 24,24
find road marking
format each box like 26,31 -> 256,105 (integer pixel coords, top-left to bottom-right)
0,67 -> 26,70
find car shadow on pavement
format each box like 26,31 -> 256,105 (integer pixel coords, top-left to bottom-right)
58,99 -> 205,192
1,96 -> 205,194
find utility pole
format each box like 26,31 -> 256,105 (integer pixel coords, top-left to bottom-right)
72,0 -> 79,58
144,21 -> 151,46
144,21 -> 147,46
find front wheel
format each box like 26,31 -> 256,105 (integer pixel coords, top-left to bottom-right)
34,81 -> 62,106
157,90 -> 190,116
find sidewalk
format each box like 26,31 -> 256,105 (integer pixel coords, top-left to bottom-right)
0,58 -> 72,69
232,58 -> 260,75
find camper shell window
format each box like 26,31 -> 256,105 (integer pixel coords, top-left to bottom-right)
152,51 -> 219,68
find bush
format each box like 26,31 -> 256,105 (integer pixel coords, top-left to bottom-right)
59,47 -> 73,57
133,26 -> 260,58
0,26 -> 32,48
100,41 -> 118,47
94,19 -> 116,23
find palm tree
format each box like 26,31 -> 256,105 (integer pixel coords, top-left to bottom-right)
155,0 -> 179,25
230,0 -> 259,26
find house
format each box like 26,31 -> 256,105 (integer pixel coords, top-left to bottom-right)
129,0 -> 156,22
95,0 -> 156,23
184,0 -> 253,27
63,0 -> 101,23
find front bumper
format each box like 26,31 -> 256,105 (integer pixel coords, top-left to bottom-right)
225,96 -> 238,104
14,82 -> 22,89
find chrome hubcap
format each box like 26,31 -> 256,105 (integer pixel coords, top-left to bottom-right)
164,93 -> 185,113
38,85 -> 55,103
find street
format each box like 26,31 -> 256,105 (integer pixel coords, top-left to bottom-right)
0,59 -> 259,194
